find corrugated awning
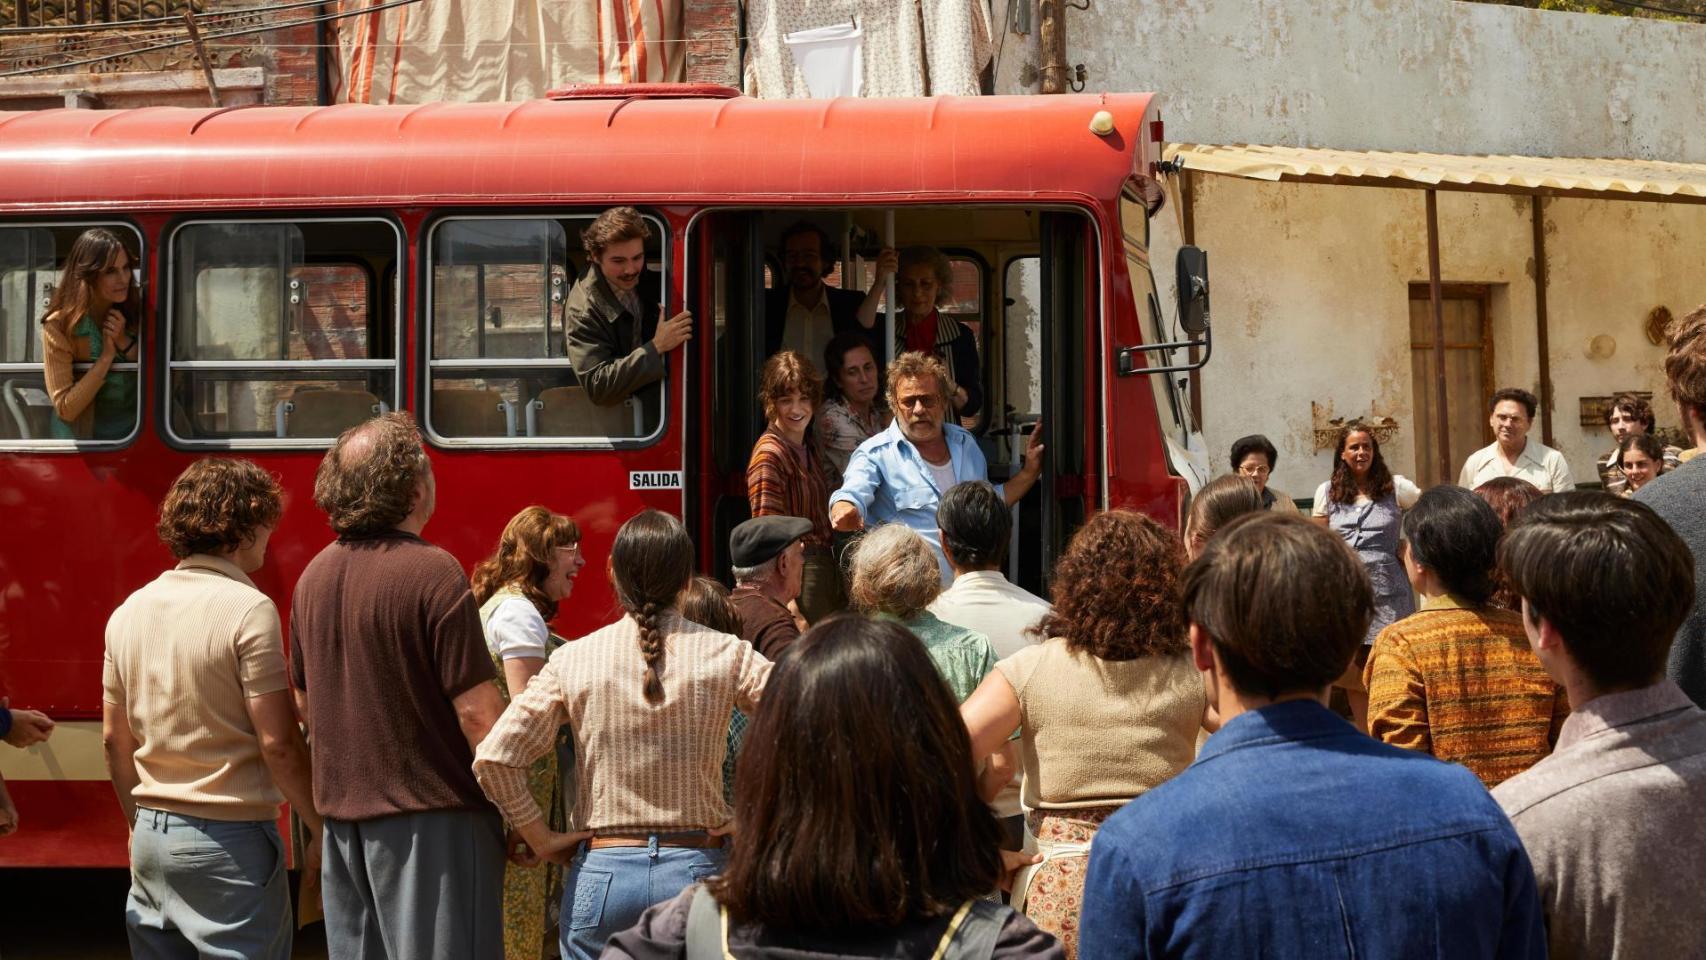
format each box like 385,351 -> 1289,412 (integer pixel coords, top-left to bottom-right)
1163,142 -> 1706,203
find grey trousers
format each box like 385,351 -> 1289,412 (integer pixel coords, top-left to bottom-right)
126,808 -> 291,960
323,809 -> 505,960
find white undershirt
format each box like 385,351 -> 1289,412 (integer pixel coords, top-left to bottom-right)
927,457 -> 958,494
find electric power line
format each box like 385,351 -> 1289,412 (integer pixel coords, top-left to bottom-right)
0,0 -> 331,35
0,0 -> 419,78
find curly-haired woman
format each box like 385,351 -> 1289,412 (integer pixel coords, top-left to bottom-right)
1311,422 -> 1422,730
474,509 -> 772,960
470,506 -> 585,960
959,510 -> 1207,958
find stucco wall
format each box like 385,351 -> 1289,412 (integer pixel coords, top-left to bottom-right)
1167,175 -> 1705,498
997,0 -> 1706,162
997,0 -> 1706,495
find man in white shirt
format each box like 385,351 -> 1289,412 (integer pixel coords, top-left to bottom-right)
1458,387 -> 1574,493
928,480 -> 1049,846
929,480 -> 1051,658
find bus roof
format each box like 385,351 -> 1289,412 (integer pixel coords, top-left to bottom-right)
0,92 -> 1157,212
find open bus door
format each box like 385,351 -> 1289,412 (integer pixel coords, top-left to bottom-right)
688,211 -> 765,577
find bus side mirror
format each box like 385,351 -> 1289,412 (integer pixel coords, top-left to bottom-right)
1176,246 -> 1210,336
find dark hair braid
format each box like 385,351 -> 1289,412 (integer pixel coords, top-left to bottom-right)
636,600 -> 667,703
609,509 -> 695,706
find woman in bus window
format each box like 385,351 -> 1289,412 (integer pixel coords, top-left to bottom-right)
860,246 -> 983,420
1311,423 -> 1422,731
470,506 -> 585,960
604,615 -> 1063,960
39,227 -> 139,440
473,509 -> 771,960
816,332 -> 888,485
747,350 -> 844,623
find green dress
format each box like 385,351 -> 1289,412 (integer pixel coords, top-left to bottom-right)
48,314 -> 134,441
479,587 -> 570,960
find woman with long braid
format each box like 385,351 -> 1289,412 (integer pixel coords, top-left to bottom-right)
475,510 -> 772,960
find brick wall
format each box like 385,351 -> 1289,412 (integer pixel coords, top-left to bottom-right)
683,0 -> 740,87
0,0 -> 322,108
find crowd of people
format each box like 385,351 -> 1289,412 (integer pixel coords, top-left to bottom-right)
5,207 -> 1706,960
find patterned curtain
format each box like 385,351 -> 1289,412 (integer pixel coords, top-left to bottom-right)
333,0 -> 685,105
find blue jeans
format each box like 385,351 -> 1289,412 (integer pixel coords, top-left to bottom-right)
125,808 -> 291,960
559,836 -> 727,960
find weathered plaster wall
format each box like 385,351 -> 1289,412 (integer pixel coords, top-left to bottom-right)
997,0 -> 1706,494
1176,176 -> 1706,498
997,0 -> 1706,161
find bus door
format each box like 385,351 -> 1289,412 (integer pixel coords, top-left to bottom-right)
687,210 -> 765,577
1004,211 -> 1093,591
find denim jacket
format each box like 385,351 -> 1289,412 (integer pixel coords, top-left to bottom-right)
1079,700 -> 1546,960
829,420 -> 1000,583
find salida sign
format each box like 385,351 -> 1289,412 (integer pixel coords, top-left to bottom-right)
629,470 -> 683,490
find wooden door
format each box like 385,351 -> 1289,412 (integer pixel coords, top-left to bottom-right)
1409,284 -> 1494,488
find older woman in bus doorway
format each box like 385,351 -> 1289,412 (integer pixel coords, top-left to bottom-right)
39,227 -> 139,439
474,510 -> 771,960
470,506 -> 585,960
861,245 -> 983,421
746,350 -> 845,622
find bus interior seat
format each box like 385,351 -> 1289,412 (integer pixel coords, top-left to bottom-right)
531,385 -> 635,437
432,387 -> 513,437
277,389 -> 386,438
1,381 -> 54,440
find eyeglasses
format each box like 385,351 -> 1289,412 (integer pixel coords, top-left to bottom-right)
898,394 -> 942,411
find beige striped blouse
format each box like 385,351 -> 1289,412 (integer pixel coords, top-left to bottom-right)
473,612 -> 770,832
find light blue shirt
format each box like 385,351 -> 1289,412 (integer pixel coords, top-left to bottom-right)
829,420 -> 1001,583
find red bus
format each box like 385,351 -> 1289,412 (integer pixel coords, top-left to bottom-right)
0,86 -> 1210,867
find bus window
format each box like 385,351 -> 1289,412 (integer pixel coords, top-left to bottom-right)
0,222 -> 144,447
424,215 -> 667,446
165,219 -> 400,447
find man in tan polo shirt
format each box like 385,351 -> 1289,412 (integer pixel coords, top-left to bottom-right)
102,458 -> 319,960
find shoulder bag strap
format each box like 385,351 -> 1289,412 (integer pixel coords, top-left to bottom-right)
938,899 -> 1011,960
684,884 -> 728,960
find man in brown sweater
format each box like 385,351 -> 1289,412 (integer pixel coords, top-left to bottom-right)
290,413 -> 508,960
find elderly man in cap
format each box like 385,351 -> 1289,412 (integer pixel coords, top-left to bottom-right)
728,515 -> 813,660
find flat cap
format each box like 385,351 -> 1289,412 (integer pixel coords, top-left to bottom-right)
730,515 -> 814,568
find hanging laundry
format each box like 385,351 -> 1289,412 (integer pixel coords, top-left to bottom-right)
333,0 -> 684,105
744,0 -> 993,98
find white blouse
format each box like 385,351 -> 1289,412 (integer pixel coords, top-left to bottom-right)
485,595 -> 550,661
1311,475 -> 1422,516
